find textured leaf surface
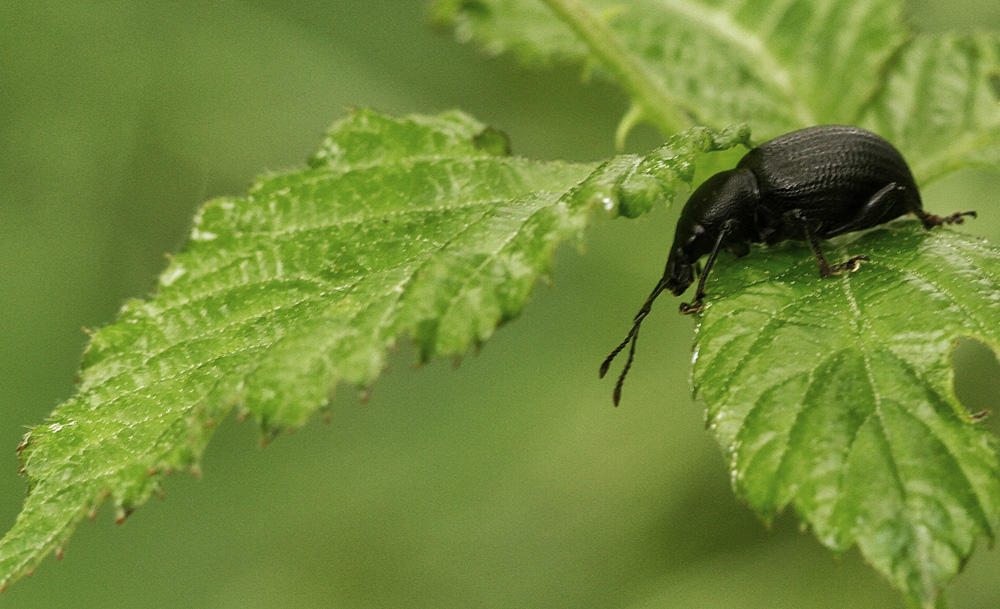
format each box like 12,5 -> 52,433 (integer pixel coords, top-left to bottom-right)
435,0 -> 906,137
0,110 -> 751,590
437,9 -> 1000,600
692,223 -> 1000,605
862,32 -> 1000,181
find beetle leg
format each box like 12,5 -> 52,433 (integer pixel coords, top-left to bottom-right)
825,182 -> 906,237
679,219 -> 737,315
861,183 -> 978,229
912,208 -> 977,229
790,209 -> 869,277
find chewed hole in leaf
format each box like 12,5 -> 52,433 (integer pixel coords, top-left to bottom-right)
952,336 -> 1000,433
692,224 -> 1000,605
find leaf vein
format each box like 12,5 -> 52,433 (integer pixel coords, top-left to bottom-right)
649,0 -> 815,125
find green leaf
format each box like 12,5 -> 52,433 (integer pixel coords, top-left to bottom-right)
862,32 -> 1000,182
692,223 -> 1000,606
0,110 -> 751,591
435,7 -> 1000,600
435,0 -> 907,137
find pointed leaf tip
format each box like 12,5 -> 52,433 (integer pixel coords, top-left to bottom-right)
0,111 -> 747,591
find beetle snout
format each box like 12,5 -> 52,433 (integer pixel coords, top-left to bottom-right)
664,260 -> 694,296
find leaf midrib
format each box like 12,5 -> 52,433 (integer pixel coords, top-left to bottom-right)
838,266 -> 994,579
46,194 -> 567,486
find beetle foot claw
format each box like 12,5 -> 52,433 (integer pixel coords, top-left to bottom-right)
922,210 -> 977,228
679,300 -> 704,315
826,254 -> 870,276
941,210 -> 977,225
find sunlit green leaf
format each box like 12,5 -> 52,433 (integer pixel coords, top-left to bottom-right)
862,32 -> 1000,182
435,0 -> 907,138
439,3 -> 1000,602
6,0 -> 1000,605
692,223 -> 1000,606
0,110 -> 750,591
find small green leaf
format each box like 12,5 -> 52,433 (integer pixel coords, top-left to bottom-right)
692,223 -> 1000,606
0,110 -> 750,591
435,0 -> 907,137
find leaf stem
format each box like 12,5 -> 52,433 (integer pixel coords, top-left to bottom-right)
538,0 -> 690,137
905,592 -> 950,609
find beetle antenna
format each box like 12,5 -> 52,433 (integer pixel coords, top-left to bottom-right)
600,277 -> 670,405
611,324 -> 642,406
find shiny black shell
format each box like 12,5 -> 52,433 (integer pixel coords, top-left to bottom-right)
661,125 -> 924,296
739,125 -> 921,242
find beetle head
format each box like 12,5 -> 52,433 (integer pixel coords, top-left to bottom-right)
663,254 -> 695,296
664,168 -> 759,295
600,168 -> 759,405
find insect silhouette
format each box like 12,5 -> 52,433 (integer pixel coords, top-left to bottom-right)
600,125 -> 976,405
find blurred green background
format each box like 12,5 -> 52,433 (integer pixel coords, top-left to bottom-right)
2,1 -> 1000,607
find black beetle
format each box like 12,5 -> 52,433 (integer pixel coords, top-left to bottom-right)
601,125 -> 975,405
